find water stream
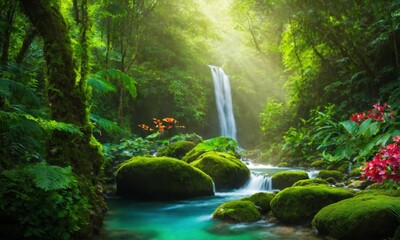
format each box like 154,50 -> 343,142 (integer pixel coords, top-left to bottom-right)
100,165 -> 323,240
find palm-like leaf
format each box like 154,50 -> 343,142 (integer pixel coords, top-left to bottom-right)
89,69 -> 137,99
90,113 -> 123,133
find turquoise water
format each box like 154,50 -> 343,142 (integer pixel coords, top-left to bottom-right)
100,166 -> 324,240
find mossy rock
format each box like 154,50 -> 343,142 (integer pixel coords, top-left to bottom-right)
271,171 -> 309,190
213,200 -> 261,223
310,160 -> 326,168
270,186 -> 354,224
292,178 -> 330,187
277,162 -> 289,167
316,170 -> 343,181
349,168 -> 361,178
241,192 -> 275,213
157,141 -> 196,159
190,152 -> 250,190
116,156 -> 214,200
312,194 -> 400,239
182,146 -> 207,163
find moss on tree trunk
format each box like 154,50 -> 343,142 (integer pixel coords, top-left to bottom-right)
19,0 -> 106,237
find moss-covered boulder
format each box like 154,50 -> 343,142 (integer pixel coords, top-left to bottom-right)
316,170 -> 343,182
190,152 -> 250,191
292,178 -> 330,187
182,137 -> 241,163
213,200 -> 261,223
270,186 -> 354,224
182,146 -> 207,163
241,192 -> 275,213
312,194 -> 400,240
116,156 -> 214,200
271,171 -> 309,190
157,141 -> 196,159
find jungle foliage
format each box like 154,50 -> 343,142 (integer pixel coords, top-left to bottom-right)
234,0 -> 400,167
2,0 -> 400,237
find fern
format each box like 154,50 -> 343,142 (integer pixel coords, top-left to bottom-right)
2,164 -> 76,191
91,68 -> 137,99
25,164 -> 76,191
0,111 -> 83,136
0,78 -> 40,107
37,119 -> 83,136
87,75 -> 117,94
90,113 -> 123,133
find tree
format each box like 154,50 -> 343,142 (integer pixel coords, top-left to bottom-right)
18,0 -> 106,236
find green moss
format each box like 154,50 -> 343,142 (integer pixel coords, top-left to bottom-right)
213,200 -> 261,223
116,156 -> 214,200
317,170 -> 343,181
190,152 -> 250,190
292,178 -> 330,187
157,141 -> 196,159
182,147 -> 207,163
271,171 -> 309,190
349,168 -> 361,178
270,186 -> 354,224
312,194 -> 400,239
241,192 -> 275,213
277,162 -> 289,167
310,160 -> 326,168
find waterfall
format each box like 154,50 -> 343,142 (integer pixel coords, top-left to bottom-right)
209,65 -> 237,140
238,173 -> 272,194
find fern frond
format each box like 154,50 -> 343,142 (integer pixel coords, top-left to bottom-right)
94,69 -> 137,98
0,78 -> 40,106
26,164 -> 75,191
90,113 -> 122,133
87,75 -> 117,94
37,119 -> 83,136
0,111 -> 83,136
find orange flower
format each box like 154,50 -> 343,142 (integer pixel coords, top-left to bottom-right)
163,117 -> 177,124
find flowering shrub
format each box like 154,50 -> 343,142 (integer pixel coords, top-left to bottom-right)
361,136 -> 400,185
139,117 -> 185,134
350,102 -> 394,125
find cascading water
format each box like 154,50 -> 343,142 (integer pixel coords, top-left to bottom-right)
209,65 -> 237,140
239,173 -> 273,194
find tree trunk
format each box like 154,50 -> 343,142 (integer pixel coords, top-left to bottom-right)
18,0 -> 106,237
0,1 -> 17,66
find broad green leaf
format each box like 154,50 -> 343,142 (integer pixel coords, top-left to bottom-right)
340,120 -> 358,135
358,118 -> 373,136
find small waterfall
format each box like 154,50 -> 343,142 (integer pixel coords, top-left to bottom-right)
209,65 -> 237,140
239,173 -> 272,194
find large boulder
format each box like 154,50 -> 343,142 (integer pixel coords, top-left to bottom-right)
270,186 -> 354,224
157,141 -> 196,159
241,192 -> 275,213
312,194 -> 400,240
190,152 -> 250,191
116,156 -> 214,200
271,171 -> 309,190
213,200 -> 261,223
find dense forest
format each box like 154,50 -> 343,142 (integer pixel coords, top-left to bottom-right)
1,0 -> 400,239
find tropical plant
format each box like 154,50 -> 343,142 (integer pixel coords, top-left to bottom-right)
0,164 -> 89,239
317,103 -> 399,166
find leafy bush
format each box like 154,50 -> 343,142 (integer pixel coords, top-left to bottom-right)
317,102 -> 400,166
0,164 -> 89,239
282,104 -> 337,164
